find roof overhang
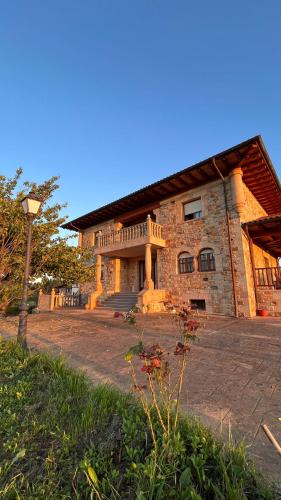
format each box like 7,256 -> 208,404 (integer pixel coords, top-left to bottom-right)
242,215 -> 281,258
63,135 -> 281,231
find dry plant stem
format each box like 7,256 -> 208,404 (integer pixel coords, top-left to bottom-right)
148,374 -> 167,433
158,378 -> 171,439
167,372 -> 172,437
262,424 -> 281,456
174,355 -> 187,431
130,362 -> 157,450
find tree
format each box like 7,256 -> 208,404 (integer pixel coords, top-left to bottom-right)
0,168 -> 95,313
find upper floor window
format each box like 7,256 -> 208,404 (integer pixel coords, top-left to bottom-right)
198,248 -> 216,272
178,252 -> 194,274
183,199 -> 202,221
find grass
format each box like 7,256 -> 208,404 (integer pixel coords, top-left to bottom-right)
0,338 -> 278,499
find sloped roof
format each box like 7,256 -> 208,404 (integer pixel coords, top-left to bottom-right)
63,135 -> 281,231
243,214 -> 281,257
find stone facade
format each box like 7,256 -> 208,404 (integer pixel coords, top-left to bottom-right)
154,180 -> 234,315
79,173 -> 280,317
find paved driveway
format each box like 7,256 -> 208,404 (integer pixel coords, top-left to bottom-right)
1,310 -> 280,482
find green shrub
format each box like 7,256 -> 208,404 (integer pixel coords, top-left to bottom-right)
5,292 -> 38,316
0,338 -> 277,499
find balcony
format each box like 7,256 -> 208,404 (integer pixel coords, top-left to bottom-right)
95,217 -> 166,257
255,267 -> 281,289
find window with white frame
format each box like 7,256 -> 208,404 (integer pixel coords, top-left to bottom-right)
183,199 -> 202,221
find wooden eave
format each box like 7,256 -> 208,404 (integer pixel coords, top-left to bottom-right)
242,215 -> 281,257
62,135 -> 281,231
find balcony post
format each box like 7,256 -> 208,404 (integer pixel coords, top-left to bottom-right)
96,230 -> 102,248
144,243 -> 154,290
96,254 -> 103,292
147,214 -> 152,238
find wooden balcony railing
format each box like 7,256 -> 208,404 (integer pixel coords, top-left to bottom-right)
96,218 -> 164,251
255,267 -> 281,289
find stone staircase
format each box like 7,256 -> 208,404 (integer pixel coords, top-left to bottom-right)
98,292 -> 139,312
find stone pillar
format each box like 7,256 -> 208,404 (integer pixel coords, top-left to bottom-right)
58,292 -> 63,307
37,288 -> 43,307
50,288 -> 55,311
229,167 -> 245,217
144,243 -> 154,289
114,258 -> 121,292
78,232 -> 83,247
96,254 -> 103,292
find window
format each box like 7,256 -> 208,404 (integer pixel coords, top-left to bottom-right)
178,252 -> 194,274
190,299 -> 206,311
183,199 -> 202,221
198,248 -> 216,272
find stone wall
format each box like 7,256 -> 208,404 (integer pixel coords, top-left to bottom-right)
238,184 -> 276,316
154,180 -> 235,316
252,244 -> 277,268
257,290 -> 281,316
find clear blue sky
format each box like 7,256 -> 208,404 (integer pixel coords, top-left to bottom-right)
1,0 -> 281,224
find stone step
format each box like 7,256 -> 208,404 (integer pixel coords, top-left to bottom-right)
98,292 -> 138,312
108,292 -> 139,299
104,298 -> 138,302
101,300 -> 136,306
97,305 -> 135,311
100,299 -> 137,305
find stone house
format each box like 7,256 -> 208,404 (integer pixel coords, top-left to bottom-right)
63,136 -> 281,317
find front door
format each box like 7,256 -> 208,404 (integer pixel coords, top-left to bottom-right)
138,260 -> 145,290
138,258 -> 157,290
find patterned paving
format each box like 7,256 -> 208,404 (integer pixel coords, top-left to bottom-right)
1,310 -> 280,482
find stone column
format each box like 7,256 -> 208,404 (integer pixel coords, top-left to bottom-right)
78,232 -> 83,247
229,167 -> 245,217
37,288 -> 43,308
144,243 -> 154,289
96,254 -> 103,292
114,258 -> 121,292
50,288 -> 55,311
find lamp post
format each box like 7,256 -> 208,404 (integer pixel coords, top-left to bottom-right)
17,192 -> 42,349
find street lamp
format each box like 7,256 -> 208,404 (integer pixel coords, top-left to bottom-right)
17,192 -> 43,349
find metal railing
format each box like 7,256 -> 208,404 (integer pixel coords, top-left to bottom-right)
97,219 -> 163,248
255,267 -> 281,289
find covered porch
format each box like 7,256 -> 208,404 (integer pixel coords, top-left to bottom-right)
89,215 -> 167,312
243,215 -> 281,316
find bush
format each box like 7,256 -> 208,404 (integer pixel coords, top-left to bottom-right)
5,292 -> 38,316
0,338 -> 277,499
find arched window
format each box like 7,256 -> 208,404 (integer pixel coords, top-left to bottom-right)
198,248 -> 216,272
178,252 -> 194,274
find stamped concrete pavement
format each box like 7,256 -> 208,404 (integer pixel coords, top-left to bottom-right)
1,309 -> 280,482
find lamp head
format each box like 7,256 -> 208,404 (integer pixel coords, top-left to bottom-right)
21,192 -> 43,216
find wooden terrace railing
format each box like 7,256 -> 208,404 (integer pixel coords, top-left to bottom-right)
255,267 -> 281,289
